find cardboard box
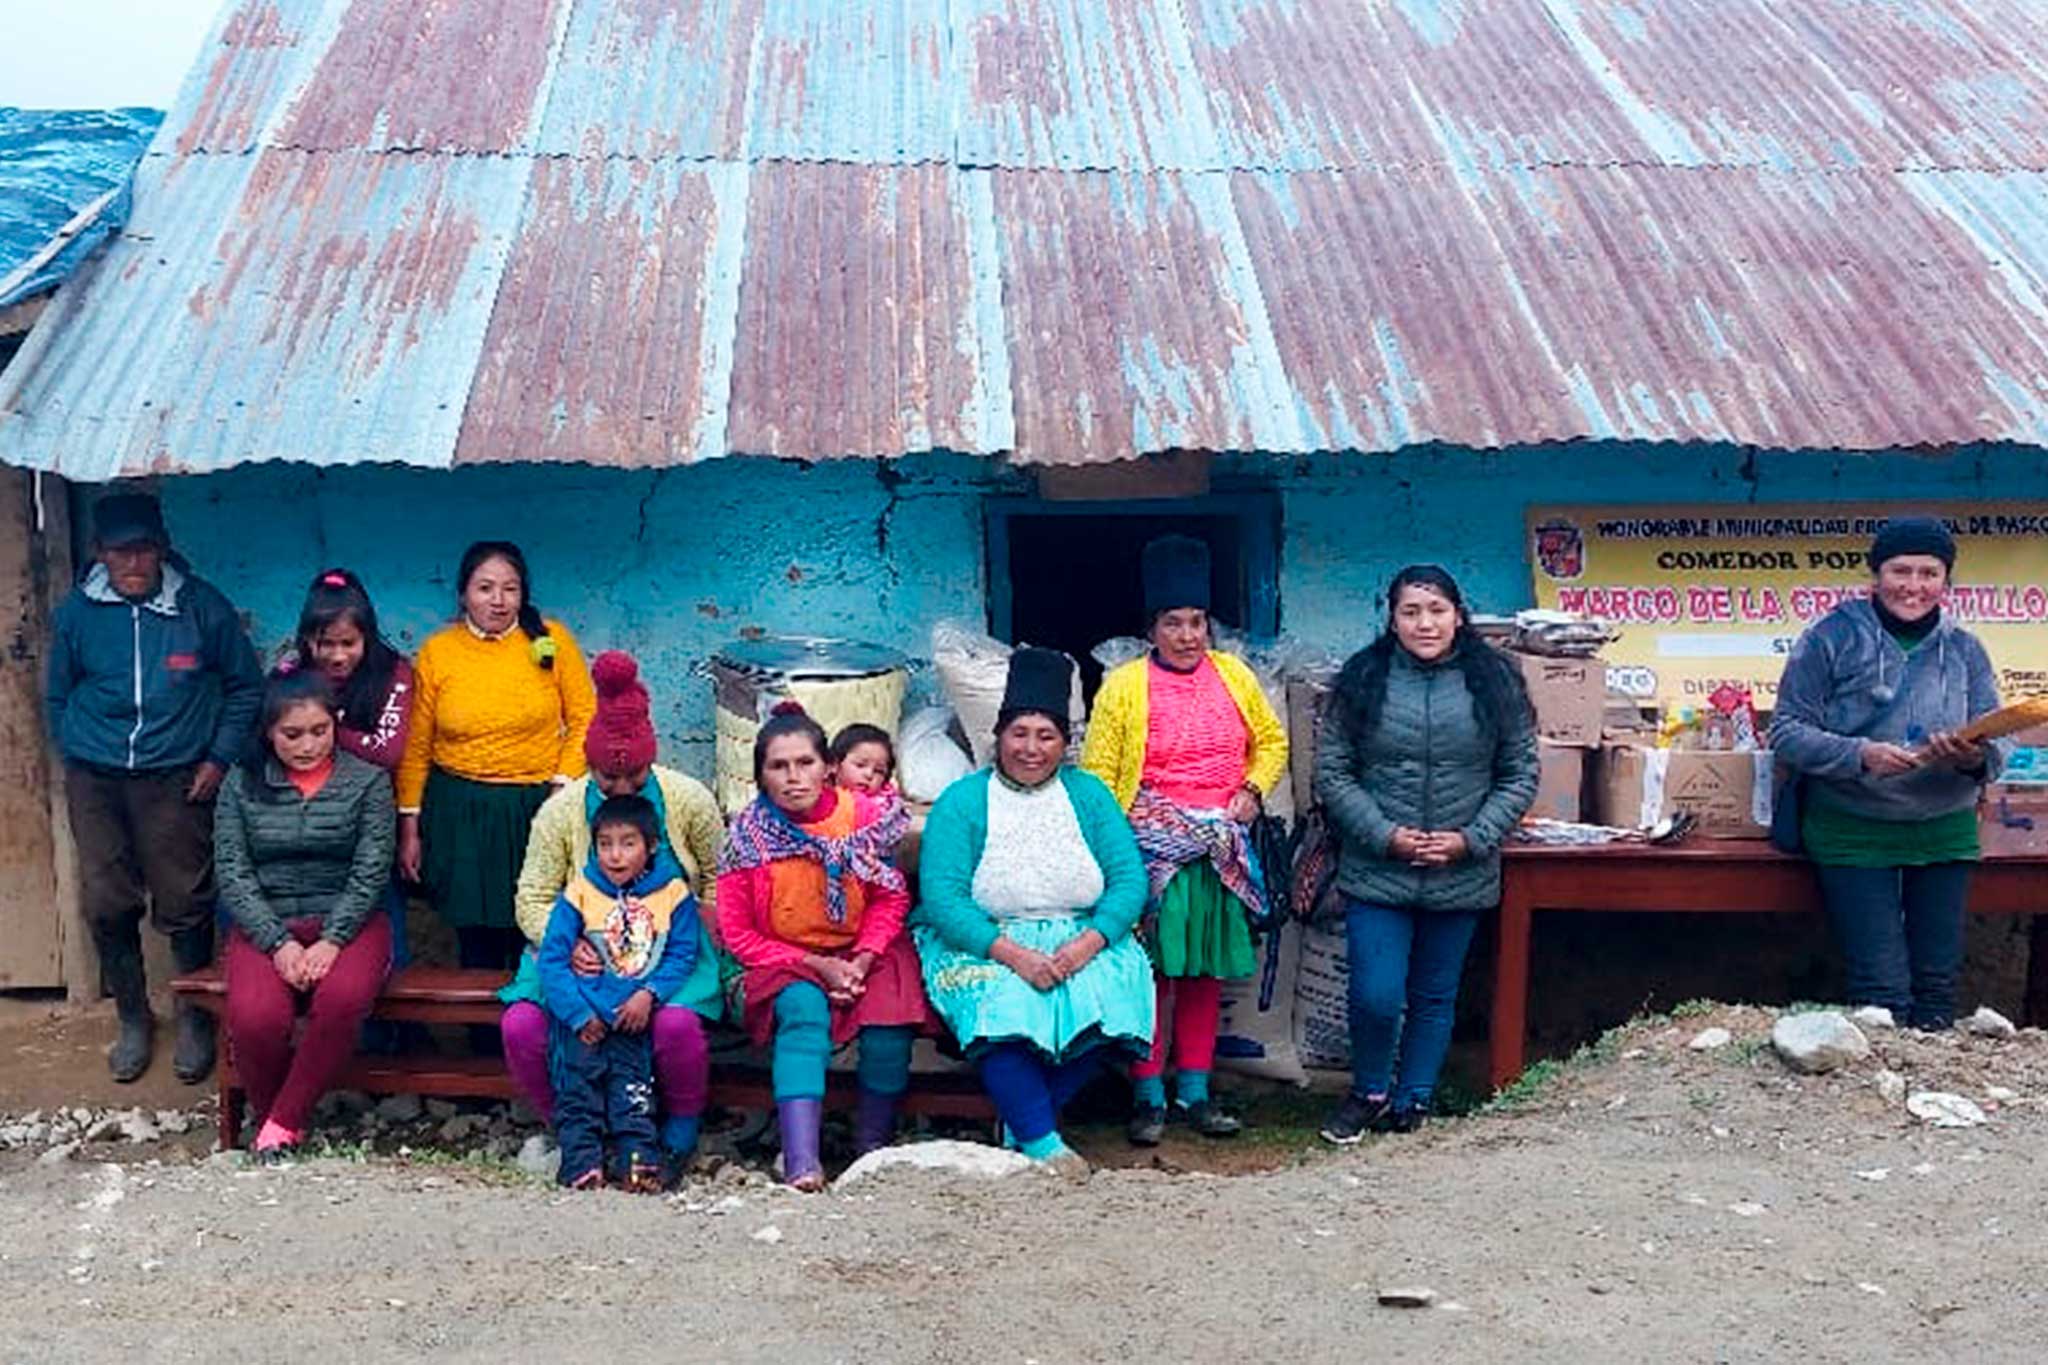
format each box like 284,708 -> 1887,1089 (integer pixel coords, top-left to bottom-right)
1980,784 -> 2048,856
1509,651 -> 1605,747
1596,744 -> 1773,839
1529,740 -> 1587,823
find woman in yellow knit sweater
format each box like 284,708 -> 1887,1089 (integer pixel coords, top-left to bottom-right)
1081,536 -> 1287,1145
397,542 -> 596,969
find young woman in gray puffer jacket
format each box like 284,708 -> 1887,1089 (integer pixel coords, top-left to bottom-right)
216,671 -> 396,1160
1314,566 -> 1539,1144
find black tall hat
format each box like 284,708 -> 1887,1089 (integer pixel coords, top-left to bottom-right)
998,646 -> 1074,735
1142,534 -> 1211,619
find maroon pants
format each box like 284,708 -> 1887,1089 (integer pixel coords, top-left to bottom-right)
225,914 -> 392,1133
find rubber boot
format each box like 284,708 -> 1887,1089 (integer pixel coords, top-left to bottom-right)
97,931 -> 154,1084
852,1088 -> 900,1156
169,924 -> 218,1084
777,1097 -> 825,1190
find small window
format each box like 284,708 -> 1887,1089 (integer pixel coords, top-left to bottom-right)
985,493 -> 1280,697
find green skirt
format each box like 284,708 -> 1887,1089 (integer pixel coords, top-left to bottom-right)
419,769 -> 551,931
916,916 -> 1155,1064
1145,861 -> 1257,979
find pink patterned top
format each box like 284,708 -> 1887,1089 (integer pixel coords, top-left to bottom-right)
1141,655 -> 1250,809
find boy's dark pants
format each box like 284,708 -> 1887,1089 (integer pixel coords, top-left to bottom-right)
548,1019 -> 659,1181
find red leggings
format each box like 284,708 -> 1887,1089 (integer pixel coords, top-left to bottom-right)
1129,974 -> 1223,1079
225,914 -> 392,1133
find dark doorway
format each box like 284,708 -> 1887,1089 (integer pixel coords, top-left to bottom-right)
987,495 -> 1280,698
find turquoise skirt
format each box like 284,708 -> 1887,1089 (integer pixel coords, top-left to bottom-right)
497,939 -> 730,1023
916,915 -> 1155,1064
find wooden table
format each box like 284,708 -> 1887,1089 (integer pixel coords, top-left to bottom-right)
1489,844 -> 2048,1088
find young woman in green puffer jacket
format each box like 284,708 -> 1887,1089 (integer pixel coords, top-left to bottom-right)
1314,566 -> 1539,1144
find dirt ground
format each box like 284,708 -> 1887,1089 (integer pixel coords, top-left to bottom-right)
1,1000 -> 2044,1364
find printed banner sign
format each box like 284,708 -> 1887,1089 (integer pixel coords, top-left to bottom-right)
1527,503 -> 2048,709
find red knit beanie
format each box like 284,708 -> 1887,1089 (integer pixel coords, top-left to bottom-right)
585,651 -> 658,773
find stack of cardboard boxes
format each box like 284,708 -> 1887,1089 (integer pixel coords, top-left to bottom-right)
1509,653 -> 1604,822
1506,644 -> 1774,840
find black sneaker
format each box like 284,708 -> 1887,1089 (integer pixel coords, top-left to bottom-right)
1179,1099 -> 1242,1139
1320,1093 -> 1392,1146
1127,1104 -> 1167,1147
1387,1104 -> 1426,1134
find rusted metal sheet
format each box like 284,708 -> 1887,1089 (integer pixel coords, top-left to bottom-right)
455,158 -> 746,467
992,170 -> 1300,463
537,0 -> 764,160
274,0 -> 570,153
955,0 -> 1224,170
1180,0 -> 1659,171
725,163 -> 1011,457
747,1 -> 956,164
164,0 -> 324,156
0,151 -> 527,479
9,0 -> 2048,476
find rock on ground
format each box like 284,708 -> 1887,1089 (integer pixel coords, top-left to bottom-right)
1906,1092 -> 1988,1128
1687,1028 -> 1732,1051
833,1139 -> 1033,1189
1771,1012 -> 1871,1074
374,1094 -> 424,1123
514,1134 -> 560,1183
1960,1007 -> 2018,1040
1849,1006 -> 1895,1031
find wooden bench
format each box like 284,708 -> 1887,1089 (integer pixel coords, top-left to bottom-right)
172,964 -> 994,1150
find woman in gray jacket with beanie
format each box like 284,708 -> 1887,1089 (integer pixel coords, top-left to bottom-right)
1315,566 -> 1539,1144
1770,516 -> 2002,1030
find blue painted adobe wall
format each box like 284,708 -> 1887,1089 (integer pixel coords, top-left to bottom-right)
150,441 -> 2047,778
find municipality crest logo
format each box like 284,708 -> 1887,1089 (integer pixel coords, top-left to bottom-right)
1534,518 -> 1584,581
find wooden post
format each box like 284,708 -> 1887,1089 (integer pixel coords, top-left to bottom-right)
0,469 -> 68,990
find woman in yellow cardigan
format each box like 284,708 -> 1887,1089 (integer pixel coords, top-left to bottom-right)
1081,536 -> 1286,1144
396,541 -> 596,970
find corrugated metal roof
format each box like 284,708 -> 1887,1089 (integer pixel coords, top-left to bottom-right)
5,0 -> 2048,473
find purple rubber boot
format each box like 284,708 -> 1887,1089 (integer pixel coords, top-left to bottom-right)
777,1098 -> 826,1190
853,1088 -> 900,1156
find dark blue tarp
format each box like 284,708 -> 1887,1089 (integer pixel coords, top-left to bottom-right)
0,107 -> 162,310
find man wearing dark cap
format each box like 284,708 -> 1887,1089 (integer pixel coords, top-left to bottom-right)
47,491 -> 262,1083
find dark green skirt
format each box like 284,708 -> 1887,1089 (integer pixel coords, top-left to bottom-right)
420,769 -> 551,930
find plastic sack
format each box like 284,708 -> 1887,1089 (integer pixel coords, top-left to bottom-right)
931,620 -> 1083,767
1215,922 -> 1309,1085
897,705 -> 973,804
1292,922 -> 1352,1071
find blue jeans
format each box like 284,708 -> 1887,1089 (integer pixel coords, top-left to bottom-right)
547,1019 -> 657,1183
1345,900 -> 1480,1108
1813,862 -> 1972,1030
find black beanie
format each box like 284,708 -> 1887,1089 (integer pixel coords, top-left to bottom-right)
996,646 -> 1074,738
1142,535 -> 1211,620
1867,516 -> 1957,571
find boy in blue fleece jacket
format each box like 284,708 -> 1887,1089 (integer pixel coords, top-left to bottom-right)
539,795 -> 699,1191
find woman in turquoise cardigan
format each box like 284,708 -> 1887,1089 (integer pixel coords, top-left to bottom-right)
914,648 -> 1154,1179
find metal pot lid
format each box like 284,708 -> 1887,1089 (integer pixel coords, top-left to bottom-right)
711,635 -> 907,679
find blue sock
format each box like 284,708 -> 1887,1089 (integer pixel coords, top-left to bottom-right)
1019,1131 -> 1071,1162
660,1114 -> 700,1158
1176,1070 -> 1210,1106
1132,1074 -> 1167,1108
